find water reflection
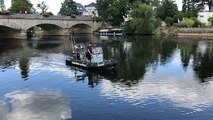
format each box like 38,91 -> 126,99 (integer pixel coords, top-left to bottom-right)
0,90 -> 71,120
100,36 -> 123,41
0,36 -> 212,83
104,36 -> 213,85
27,38 -> 62,49
72,67 -> 117,88
193,41 -> 213,82
101,62 -> 213,112
0,35 -> 213,119
19,56 -> 29,80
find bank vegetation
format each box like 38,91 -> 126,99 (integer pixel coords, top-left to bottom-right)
96,0 -> 213,36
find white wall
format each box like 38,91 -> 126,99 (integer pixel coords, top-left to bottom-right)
85,6 -> 98,17
198,12 -> 213,26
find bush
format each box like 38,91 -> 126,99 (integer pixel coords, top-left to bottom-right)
208,16 -> 213,26
174,18 -> 204,28
193,19 -> 202,27
154,18 -> 162,28
165,17 -> 174,26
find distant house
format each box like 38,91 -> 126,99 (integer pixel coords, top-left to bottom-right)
85,2 -> 98,17
198,12 -> 213,26
197,5 -> 213,26
76,3 -> 90,17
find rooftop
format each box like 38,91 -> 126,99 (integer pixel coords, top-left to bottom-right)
85,2 -> 98,8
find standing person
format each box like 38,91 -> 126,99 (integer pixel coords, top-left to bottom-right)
86,43 -> 93,62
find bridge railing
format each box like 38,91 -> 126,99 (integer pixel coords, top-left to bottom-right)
0,14 -> 93,21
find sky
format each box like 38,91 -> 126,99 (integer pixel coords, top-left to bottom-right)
5,0 -> 182,15
5,0 -> 96,15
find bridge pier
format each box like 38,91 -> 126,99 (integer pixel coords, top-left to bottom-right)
19,30 -> 27,39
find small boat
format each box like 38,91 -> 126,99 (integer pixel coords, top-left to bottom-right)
69,64 -> 117,81
66,43 -> 117,70
99,28 -> 123,36
66,58 -> 117,70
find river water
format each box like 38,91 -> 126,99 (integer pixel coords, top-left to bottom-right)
0,35 -> 213,120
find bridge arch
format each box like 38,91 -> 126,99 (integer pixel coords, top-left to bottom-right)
26,23 -> 64,30
0,25 -> 23,38
26,23 -> 65,37
0,25 -> 19,31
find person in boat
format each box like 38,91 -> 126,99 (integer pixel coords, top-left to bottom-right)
75,44 -> 81,60
86,43 -> 93,62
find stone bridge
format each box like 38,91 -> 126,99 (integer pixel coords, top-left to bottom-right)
0,14 -> 102,38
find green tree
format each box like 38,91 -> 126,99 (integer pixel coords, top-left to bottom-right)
182,0 -> 192,12
0,0 -> 5,11
205,0 -> 213,11
208,16 -> 213,25
59,0 -> 77,16
124,3 -> 156,35
182,0 -> 198,18
156,0 -> 178,25
37,1 -> 48,14
192,0 -> 213,12
10,0 -> 33,13
97,0 -> 130,26
130,0 -> 160,8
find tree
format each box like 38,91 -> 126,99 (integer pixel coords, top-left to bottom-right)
97,0 -> 130,26
10,0 -> 33,13
37,1 -> 48,14
59,0 -> 77,16
182,0 -> 193,12
124,3 -> 156,35
192,0 -> 213,12
156,0 -> 178,25
208,16 -> 213,25
206,0 -> 213,11
0,0 -> 5,11
183,0 -> 213,12
182,0 -> 199,18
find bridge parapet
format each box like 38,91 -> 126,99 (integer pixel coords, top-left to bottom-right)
0,14 -> 93,21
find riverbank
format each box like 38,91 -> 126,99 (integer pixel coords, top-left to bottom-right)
156,27 -> 213,39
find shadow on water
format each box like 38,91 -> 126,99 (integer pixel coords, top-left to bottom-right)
68,65 -> 117,88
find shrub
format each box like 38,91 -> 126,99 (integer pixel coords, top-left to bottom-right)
208,16 -> 213,26
165,17 -> 174,26
175,18 -> 195,28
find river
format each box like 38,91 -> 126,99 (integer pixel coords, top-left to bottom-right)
0,35 -> 213,120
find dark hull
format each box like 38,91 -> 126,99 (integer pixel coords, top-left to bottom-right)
66,58 -> 117,71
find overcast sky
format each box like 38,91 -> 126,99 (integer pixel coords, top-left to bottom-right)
5,0 -> 182,15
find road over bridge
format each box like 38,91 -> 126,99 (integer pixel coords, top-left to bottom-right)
0,14 -> 102,39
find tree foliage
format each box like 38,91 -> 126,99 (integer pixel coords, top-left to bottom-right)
182,0 -> 199,18
0,0 -> 5,11
37,1 -> 48,14
156,0 -> 178,25
124,3 -> 156,35
97,0 -> 130,26
208,16 -> 213,25
97,0 -> 161,26
193,0 -> 213,12
59,0 -> 77,16
10,0 -> 33,13
182,0 -> 213,15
